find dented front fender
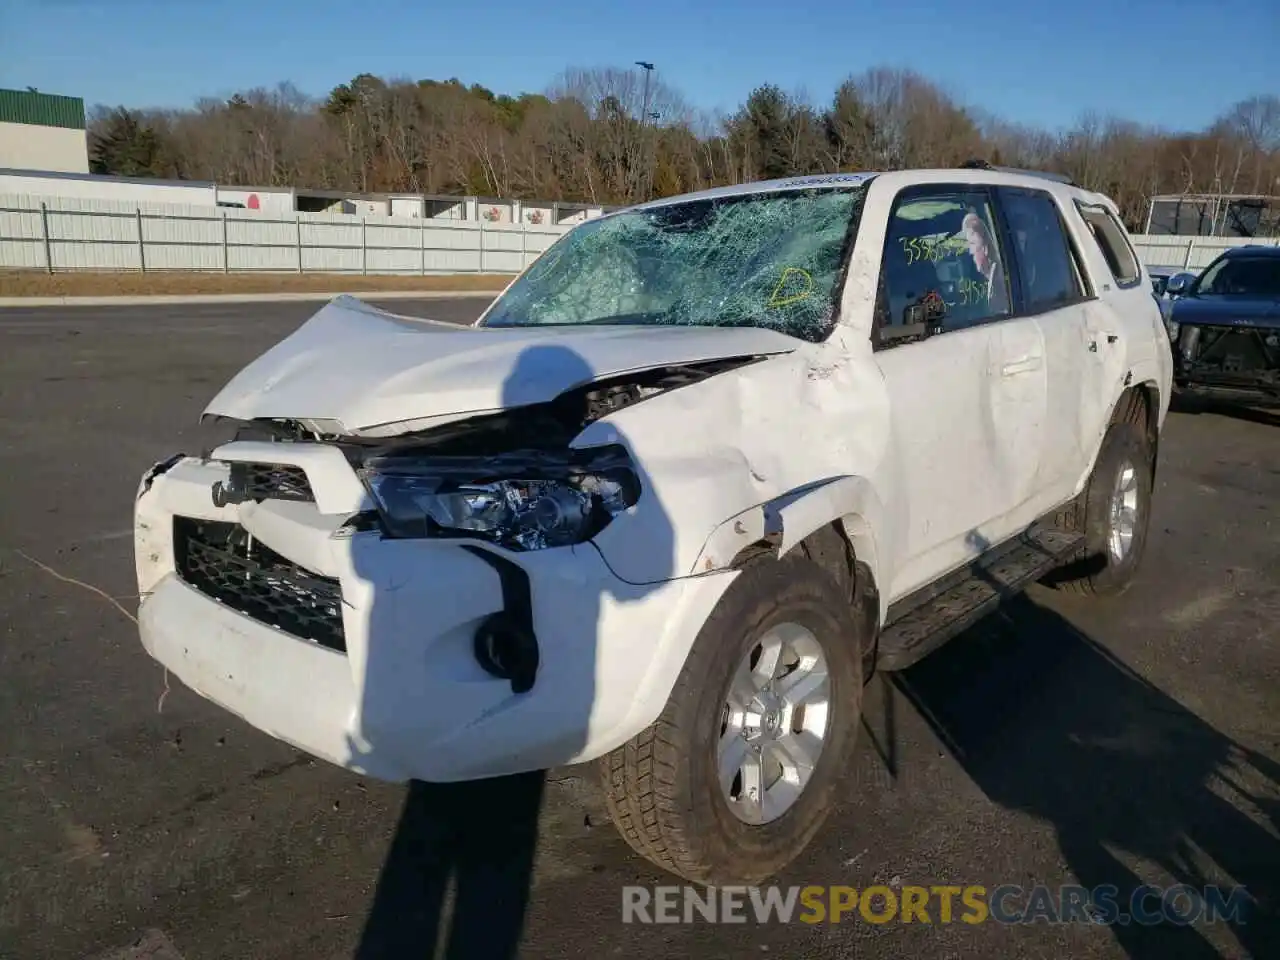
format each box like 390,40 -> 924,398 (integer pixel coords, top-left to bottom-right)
573,333 -> 894,598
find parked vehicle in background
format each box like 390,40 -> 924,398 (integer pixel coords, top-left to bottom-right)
1149,265 -> 1194,336
1167,245 -> 1280,403
132,165 -> 1172,886
1149,265 -> 1179,298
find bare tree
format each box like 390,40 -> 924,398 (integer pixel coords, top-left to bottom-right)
83,63 -> 1280,235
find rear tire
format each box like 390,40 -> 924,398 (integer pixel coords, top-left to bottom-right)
598,550 -> 864,885
1051,398 -> 1154,596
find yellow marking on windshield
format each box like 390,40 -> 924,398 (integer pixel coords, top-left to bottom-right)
768,267 -> 814,308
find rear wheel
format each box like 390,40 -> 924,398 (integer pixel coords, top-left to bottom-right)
1052,396 -> 1154,596
598,551 -> 864,885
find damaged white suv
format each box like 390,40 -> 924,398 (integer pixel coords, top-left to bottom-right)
134,166 -> 1172,885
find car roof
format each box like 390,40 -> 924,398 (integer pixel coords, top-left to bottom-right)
614,166 -> 1119,216
1221,244 -> 1280,259
624,172 -> 881,211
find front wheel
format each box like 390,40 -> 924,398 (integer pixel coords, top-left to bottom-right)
598,551 -> 864,885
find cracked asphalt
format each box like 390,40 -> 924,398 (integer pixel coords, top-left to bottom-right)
0,299 -> 1276,960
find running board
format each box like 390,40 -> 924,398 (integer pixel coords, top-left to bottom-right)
875,527 -> 1085,672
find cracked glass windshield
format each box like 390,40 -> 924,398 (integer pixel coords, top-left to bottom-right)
479,185 -> 868,342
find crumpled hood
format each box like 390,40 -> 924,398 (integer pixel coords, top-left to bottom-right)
204,295 -> 801,434
1171,295 -> 1280,330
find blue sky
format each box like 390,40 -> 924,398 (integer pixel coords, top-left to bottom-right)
2,0 -> 1275,133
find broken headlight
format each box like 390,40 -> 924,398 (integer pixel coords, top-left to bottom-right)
358,445 -> 640,550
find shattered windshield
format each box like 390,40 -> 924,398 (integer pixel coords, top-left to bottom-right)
479,185 -> 868,342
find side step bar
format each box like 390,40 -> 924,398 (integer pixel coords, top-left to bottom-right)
875,526 -> 1085,672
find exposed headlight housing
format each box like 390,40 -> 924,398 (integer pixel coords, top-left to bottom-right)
1157,299 -> 1179,342
358,445 -> 640,550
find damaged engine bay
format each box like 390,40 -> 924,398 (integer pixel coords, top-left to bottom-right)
204,356 -> 761,551
1176,326 -> 1280,396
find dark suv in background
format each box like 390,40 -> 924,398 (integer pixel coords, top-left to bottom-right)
1166,245 -> 1280,403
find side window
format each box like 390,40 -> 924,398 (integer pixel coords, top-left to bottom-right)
1077,203 -> 1141,286
998,188 -> 1086,312
876,188 -> 1012,343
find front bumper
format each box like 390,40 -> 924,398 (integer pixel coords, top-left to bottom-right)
134,445 -> 735,783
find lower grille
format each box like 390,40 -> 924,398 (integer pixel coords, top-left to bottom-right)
232,462 -> 314,502
173,517 -> 346,653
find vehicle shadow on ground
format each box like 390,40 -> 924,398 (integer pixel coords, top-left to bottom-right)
350,343 -> 676,959
886,591 -> 1279,959
353,772 -> 547,958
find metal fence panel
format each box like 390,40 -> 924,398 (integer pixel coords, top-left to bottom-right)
228,242 -> 299,273
0,203 -> 43,268
8,192 -> 1279,279
1130,234 -> 1280,270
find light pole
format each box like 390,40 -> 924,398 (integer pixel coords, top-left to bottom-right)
636,61 -> 654,124
635,61 -> 656,200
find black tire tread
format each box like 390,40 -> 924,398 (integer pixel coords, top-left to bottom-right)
599,664 -> 703,878
1053,389 -> 1152,595
598,552 -> 862,885
599,555 -> 790,878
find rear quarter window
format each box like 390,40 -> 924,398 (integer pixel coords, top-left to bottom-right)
1077,203 -> 1142,287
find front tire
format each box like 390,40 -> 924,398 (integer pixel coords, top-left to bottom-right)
599,551 -> 864,885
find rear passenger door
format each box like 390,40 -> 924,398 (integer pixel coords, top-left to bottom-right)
993,186 -> 1100,509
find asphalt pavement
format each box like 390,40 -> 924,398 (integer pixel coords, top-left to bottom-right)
0,299 -> 1276,960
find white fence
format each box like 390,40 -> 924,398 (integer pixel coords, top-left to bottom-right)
1,193 -> 1277,277
1129,234 -> 1280,271
0,195 -> 574,275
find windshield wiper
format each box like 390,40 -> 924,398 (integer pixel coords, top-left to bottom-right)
575,312 -> 669,325
487,311 -> 671,328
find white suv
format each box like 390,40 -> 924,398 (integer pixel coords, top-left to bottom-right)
133,166 -> 1172,885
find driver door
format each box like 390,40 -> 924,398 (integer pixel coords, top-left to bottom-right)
873,184 -> 1048,601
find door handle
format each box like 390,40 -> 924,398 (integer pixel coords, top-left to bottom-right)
1001,356 -> 1041,377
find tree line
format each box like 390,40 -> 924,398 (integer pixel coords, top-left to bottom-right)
87,67 -> 1280,232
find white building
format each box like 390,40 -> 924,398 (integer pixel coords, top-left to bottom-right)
0,88 -> 89,174
0,167 -> 217,205
215,184 -> 296,214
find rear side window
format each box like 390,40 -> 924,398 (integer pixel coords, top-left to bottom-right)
1078,203 -> 1141,286
998,188 -> 1086,313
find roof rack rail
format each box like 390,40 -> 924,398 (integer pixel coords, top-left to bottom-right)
959,158 -> 1078,187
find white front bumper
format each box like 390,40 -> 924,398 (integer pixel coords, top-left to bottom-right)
134,449 -> 735,783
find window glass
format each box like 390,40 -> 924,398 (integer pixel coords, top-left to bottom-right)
480,186 -> 867,343
1080,205 -> 1140,284
877,190 -> 1011,338
1194,255 -> 1280,297
1000,189 -> 1084,311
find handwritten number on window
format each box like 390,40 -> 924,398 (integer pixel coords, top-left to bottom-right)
957,277 -> 988,307
899,234 -> 965,266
